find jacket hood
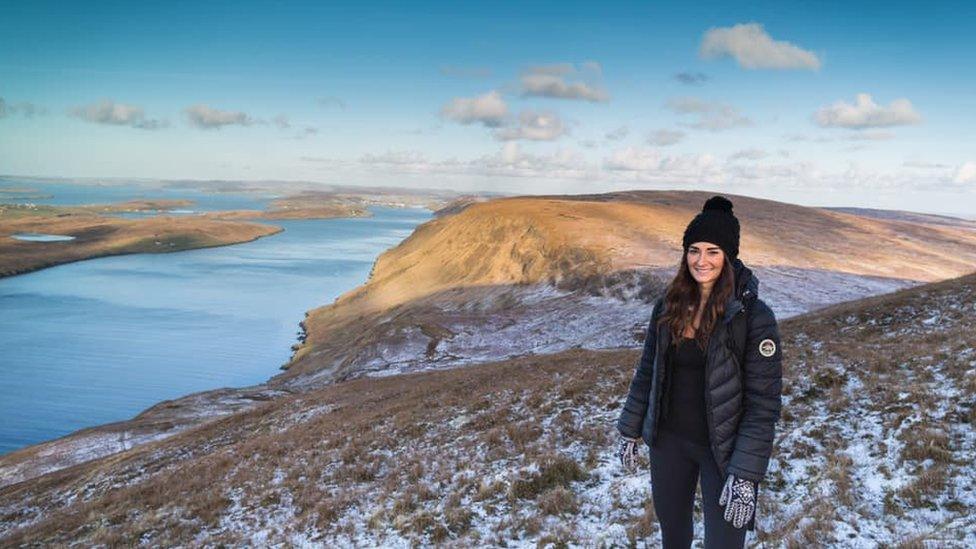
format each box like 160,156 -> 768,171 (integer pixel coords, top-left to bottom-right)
725,258 -> 759,321
732,258 -> 759,301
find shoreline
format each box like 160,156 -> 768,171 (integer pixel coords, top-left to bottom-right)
0,198 -> 386,279
0,211 -> 285,279
0,225 -> 284,279
0,201 -> 435,479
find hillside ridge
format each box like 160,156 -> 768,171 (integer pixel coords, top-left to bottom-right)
1,268 -> 973,546
281,190 -> 976,381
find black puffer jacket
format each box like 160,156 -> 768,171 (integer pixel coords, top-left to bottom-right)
617,259 -> 783,485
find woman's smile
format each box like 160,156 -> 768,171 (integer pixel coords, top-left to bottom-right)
687,242 -> 725,285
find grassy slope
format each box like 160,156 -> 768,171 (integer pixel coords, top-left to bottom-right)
2,271 -> 973,547
282,190 -> 976,381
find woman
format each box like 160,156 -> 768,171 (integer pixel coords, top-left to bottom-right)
615,196 -> 783,549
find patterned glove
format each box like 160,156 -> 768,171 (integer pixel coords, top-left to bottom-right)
718,474 -> 757,529
617,436 -> 640,472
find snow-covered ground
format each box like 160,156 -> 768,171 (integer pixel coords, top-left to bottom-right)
0,265 -> 919,492
345,266 -> 917,381
1,272 -> 973,547
0,386 -> 291,490
190,273 -> 976,548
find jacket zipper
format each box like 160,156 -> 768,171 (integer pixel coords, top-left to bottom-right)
703,330 -> 719,474
707,302 -> 746,478
650,321 -> 666,444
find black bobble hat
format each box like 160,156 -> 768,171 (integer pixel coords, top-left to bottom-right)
682,196 -> 740,261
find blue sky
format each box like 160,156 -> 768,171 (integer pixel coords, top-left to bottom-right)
1,1 -> 974,216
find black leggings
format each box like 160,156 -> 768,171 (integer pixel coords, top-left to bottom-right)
649,429 -> 748,549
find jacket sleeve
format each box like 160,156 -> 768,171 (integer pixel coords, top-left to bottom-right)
616,298 -> 661,439
726,299 -> 783,482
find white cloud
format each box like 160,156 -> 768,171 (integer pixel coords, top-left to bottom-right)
666,97 -> 716,113
357,144 -> 594,181
398,124 -> 443,136
783,133 -> 824,143
325,143 -> 974,195
845,130 -> 895,141
785,130 -> 894,143
603,146 -> 719,183
15,102 -> 45,117
493,110 -> 567,141
289,126 -> 319,140
0,98 -> 46,118
184,104 -> 254,129
605,126 -> 629,141
646,129 -> 686,146
902,160 -> 949,169
273,114 -> 291,129
489,143 -> 590,178
603,147 -> 664,172
360,150 -> 428,167
728,148 -> 768,161
954,161 -> 976,184
70,99 -> 166,130
666,97 -> 751,131
814,93 -> 921,129
581,60 -> 603,75
700,22 -> 821,70
726,160 -> 816,182
299,155 -> 351,165
440,90 -> 509,128
520,63 -> 609,102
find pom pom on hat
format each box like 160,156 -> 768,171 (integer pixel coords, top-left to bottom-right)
702,195 -> 733,214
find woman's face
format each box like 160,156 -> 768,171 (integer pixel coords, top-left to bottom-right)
687,241 -> 725,286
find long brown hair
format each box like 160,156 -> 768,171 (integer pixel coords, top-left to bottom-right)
658,251 -> 735,350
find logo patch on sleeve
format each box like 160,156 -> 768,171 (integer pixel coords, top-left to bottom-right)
759,338 -> 776,357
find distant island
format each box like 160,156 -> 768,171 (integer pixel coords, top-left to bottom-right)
0,200 -> 283,278
202,192 -> 372,220
0,184 -> 496,278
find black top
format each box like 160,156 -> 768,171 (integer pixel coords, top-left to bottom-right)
659,336 -> 710,447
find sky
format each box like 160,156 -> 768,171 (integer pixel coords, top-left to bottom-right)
1,0 -> 974,216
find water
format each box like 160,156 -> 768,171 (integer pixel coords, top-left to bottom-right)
0,180 -> 432,455
0,178 -> 270,211
11,233 -> 77,242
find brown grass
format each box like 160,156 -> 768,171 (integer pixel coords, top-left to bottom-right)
285,190 -> 976,382
899,428 -> 953,464
897,465 -> 949,508
537,487 -> 579,516
2,269 -> 975,545
508,454 -> 587,501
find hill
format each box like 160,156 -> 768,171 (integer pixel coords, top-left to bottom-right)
3,190 -> 976,492
281,190 -> 976,383
1,268 -> 972,546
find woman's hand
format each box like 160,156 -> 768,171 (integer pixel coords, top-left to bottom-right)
718,474 -> 757,528
617,436 -> 641,472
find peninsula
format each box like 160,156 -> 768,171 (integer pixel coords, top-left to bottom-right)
0,200 -> 281,278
